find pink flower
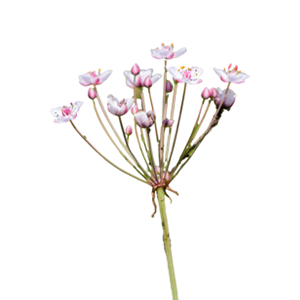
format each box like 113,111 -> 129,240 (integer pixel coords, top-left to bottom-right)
80,71 -> 112,86
51,105 -> 79,123
167,64 -> 203,92
134,111 -> 153,128
131,63 -> 140,75
214,88 -> 236,110
152,45 -> 186,60
215,70 -> 248,86
104,95 -> 134,119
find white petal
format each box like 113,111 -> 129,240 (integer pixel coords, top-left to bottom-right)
99,70 -> 112,83
54,116 -> 71,123
124,71 -> 135,88
151,74 -> 162,84
134,111 -> 148,128
79,73 -> 93,86
51,106 -> 63,117
191,67 -> 203,78
214,68 -> 228,81
125,98 -> 134,110
151,49 -> 163,59
140,69 -> 153,82
172,47 -> 187,59
167,67 -> 183,80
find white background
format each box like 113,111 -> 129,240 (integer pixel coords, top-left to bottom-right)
0,0 -> 300,300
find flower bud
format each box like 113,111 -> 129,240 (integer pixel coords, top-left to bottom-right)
89,86 -> 97,98
131,63 -> 140,75
165,171 -> 170,181
131,105 -> 138,115
162,118 -> 169,126
201,87 -> 210,99
125,125 -> 133,135
209,88 -> 218,98
135,75 -> 143,87
144,75 -> 152,88
166,80 -> 173,93
155,166 -> 160,174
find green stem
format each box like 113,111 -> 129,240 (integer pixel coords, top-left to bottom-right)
156,187 -> 178,300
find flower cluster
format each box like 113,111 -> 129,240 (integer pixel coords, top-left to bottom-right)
51,44 -> 250,188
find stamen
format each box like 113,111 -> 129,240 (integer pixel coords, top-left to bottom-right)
196,73 -> 198,76
228,63 -> 232,69
181,66 -> 185,69
98,69 -> 101,72
171,43 -> 174,47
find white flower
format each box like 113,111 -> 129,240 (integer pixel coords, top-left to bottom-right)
124,68 -> 161,89
51,101 -> 83,123
214,88 -> 236,110
134,110 -> 155,128
214,64 -> 250,84
151,43 -> 187,60
79,69 -> 112,86
107,95 -> 134,116
167,66 -> 203,85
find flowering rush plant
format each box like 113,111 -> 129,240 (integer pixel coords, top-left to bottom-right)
51,45 -> 247,220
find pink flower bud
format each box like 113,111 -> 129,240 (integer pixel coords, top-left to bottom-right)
155,166 -> 160,174
131,105 -> 138,115
88,88 -> 97,100
166,80 -> 173,93
228,63 -> 232,69
135,75 -> 143,87
209,88 -> 218,98
131,63 -> 140,75
125,125 -> 132,135
165,171 -> 170,181
144,75 -> 152,88
162,118 -> 169,126
201,87 -> 210,99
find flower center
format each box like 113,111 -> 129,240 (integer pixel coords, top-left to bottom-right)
61,107 -> 72,116
223,64 -> 241,74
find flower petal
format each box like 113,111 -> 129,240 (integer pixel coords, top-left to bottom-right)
172,47 -> 187,59
79,73 -> 92,86
124,71 -> 135,89
126,98 -> 134,111
99,70 -> 112,83
167,67 -> 183,80
140,69 -> 153,83
151,74 -> 162,84
214,68 -> 228,81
